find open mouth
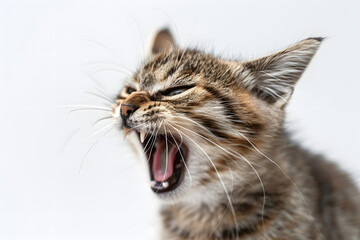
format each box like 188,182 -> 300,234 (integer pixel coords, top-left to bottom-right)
137,131 -> 188,194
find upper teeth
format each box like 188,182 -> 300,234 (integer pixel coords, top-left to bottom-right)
140,130 -> 146,143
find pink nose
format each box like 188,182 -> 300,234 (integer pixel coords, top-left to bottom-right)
120,103 -> 137,121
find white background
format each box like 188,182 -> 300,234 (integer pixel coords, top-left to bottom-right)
0,0 -> 359,239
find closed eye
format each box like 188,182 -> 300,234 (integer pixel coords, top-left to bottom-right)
161,85 -> 195,97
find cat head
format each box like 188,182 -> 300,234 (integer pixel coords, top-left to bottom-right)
112,29 -> 322,203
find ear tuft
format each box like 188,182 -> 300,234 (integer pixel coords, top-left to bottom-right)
150,28 -> 176,55
305,37 -> 325,42
240,38 -> 323,106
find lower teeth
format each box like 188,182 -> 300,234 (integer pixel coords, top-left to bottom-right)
150,180 -> 169,189
162,181 -> 169,188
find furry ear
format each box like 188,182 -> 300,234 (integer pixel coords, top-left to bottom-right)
239,38 -> 323,106
150,28 -> 176,55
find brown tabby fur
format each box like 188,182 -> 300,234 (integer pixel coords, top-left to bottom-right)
112,29 -> 360,240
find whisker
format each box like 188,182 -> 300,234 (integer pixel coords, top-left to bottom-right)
78,126 -> 114,174
86,91 -> 114,104
81,39 -> 120,56
235,131 -> 325,240
94,86 -> 117,102
172,114 -> 254,149
163,125 -> 169,183
55,104 -> 112,110
167,122 -> 240,240
209,202 -> 230,239
88,122 -> 114,139
143,127 -> 158,154
153,9 -> 182,47
69,108 -> 112,114
167,129 -> 192,185
171,121 -> 269,239
92,116 -> 113,127
55,104 -> 113,115
176,44 -> 190,69
82,61 -> 133,77
89,67 -> 132,78
145,122 -> 162,165
130,16 -> 146,60
176,112 -> 322,239
61,128 -> 81,152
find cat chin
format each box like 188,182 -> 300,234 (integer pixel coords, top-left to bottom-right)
152,182 -> 190,203
152,179 -> 226,206
150,171 -> 204,203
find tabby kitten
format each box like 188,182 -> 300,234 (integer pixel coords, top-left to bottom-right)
112,29 -> 360,240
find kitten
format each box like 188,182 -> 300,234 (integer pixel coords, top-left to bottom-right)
112,29 -> 360,240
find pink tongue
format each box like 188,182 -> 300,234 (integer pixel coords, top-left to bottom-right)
152,139 -> 178,182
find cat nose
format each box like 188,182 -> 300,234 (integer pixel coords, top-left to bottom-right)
120,103 -> 138,121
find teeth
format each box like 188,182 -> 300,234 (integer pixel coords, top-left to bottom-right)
150,180 -> 170,189
140,131 -> 146,143
162,181 -> 169,188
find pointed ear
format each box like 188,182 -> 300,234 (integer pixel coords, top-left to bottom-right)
150,28 -> 176,55
239,38 -> 323,106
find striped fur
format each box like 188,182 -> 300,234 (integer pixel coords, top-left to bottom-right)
112,29 -> 360,240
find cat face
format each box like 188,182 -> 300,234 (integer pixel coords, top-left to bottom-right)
112,29 -> 322,203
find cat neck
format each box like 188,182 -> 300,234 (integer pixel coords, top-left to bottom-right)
159,130 -> 316,239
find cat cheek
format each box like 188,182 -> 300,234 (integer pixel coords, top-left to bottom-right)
112,103 -> 122,119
